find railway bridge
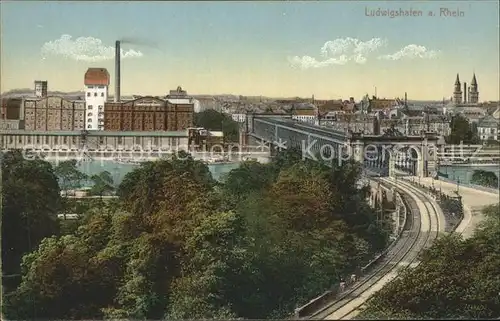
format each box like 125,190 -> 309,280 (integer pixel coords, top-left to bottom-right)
246,114 -> 440,178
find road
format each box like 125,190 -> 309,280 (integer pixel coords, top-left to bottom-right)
307,177 -> 442,320
65,195 -> 118,199
404,177 -> 498,239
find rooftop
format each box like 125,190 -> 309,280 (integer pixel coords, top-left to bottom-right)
84,68 -> 110,86
0,130 -> 189,137
477,115 -> 499,128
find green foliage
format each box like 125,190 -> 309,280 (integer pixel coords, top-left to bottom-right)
446,114 -> 480,144
361,203 -> 500,319
470,169 -> 499,189
89,170 -> 115,197
4,148 -> 388,319
54,159 -> 88,195
193,109 -> 240,142
1,150 -> 61,286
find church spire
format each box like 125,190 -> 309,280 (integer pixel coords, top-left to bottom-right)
471,73 -> 477,86
453,73 -> 463,104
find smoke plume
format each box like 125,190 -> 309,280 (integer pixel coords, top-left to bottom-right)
118,37 -> 160,50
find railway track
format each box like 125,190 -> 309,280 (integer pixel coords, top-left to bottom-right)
307,177 -> 441,320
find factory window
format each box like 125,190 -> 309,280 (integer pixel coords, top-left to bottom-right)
54,137 -> 58,144
99,137 -> 104,144
45,136 -> 49,144
88,125 -> 92,129
101,93 -> 104,97
18,136 -> 22,143
94,93 -> 98,97
118,137 -> 122,144
88,113 -> 93,117
9,136 -> 13,144
87,92 -> 91,97
135,137 -> 140,144
36,136 -> 40,144
98,86 -> 104,89
63,136 -> 67,144
88,105 -> 93,109
88,118 -> 92,123
72,137 -> 76,144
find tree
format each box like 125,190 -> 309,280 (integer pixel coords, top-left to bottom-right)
470,170 -> 499,189
1,150 -> 61,288
3,211 -> 120,320
446,114 -> 480,144
222,160 -> 275,203
166,211 -> 243,319
89,170 -> 115,198
193,109 -> 240,142
3,148 -> 390,320
54,159 -> 88,196
360,203 -> 500,319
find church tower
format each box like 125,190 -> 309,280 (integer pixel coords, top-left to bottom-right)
453,73 -> 462,104
469,73 -> 479,104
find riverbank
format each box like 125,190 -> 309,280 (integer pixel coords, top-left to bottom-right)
49,159 -> 241,187
438,165 -> 499,185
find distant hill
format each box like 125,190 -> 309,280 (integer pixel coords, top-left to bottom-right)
1,89 -> 85,99
1,88 -> 454,103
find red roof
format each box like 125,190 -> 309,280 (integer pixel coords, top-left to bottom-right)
84,68 -> 110,86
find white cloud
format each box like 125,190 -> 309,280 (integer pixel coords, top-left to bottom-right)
378,44 -> 439,60
289,37 -> 387,69
41,34 -> 144,62
288,55 -> 349,69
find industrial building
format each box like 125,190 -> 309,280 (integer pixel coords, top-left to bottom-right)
23,96 -> 86,131
34,80 -> 48,98
0,129 -> 190,152
1,98 -> 23,120
104,94 -> 194,131
84,68 -> 110,130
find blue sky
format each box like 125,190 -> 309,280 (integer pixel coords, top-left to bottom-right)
1,1 -> 499,100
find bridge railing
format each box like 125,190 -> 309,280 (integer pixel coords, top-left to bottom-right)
406,179 -> 464,232
437,175 -> 499,195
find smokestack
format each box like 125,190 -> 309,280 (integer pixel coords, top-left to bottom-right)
463,82 -> 467,103
404,92 -> 407,106
114,40 -> 120,102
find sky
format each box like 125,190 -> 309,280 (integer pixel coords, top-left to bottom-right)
1,1 -> 499,101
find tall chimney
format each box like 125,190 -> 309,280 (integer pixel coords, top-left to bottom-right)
404,92 -> 407,106
463,82 -> 467,103
114,40 -> 121,103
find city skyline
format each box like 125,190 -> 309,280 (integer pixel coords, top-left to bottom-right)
1,1 -> 499,101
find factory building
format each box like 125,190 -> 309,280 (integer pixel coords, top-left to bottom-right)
0,98 -> 25,130
1,98 -> 23,120
0,130 -> 190,153
23,96 -> 86,131
84,68 -> 110,130
104,90 -> 194,131
34,80 -> 48,98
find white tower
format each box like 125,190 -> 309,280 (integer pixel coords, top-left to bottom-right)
34,80 -> 48,98
84,68 -> 110,130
